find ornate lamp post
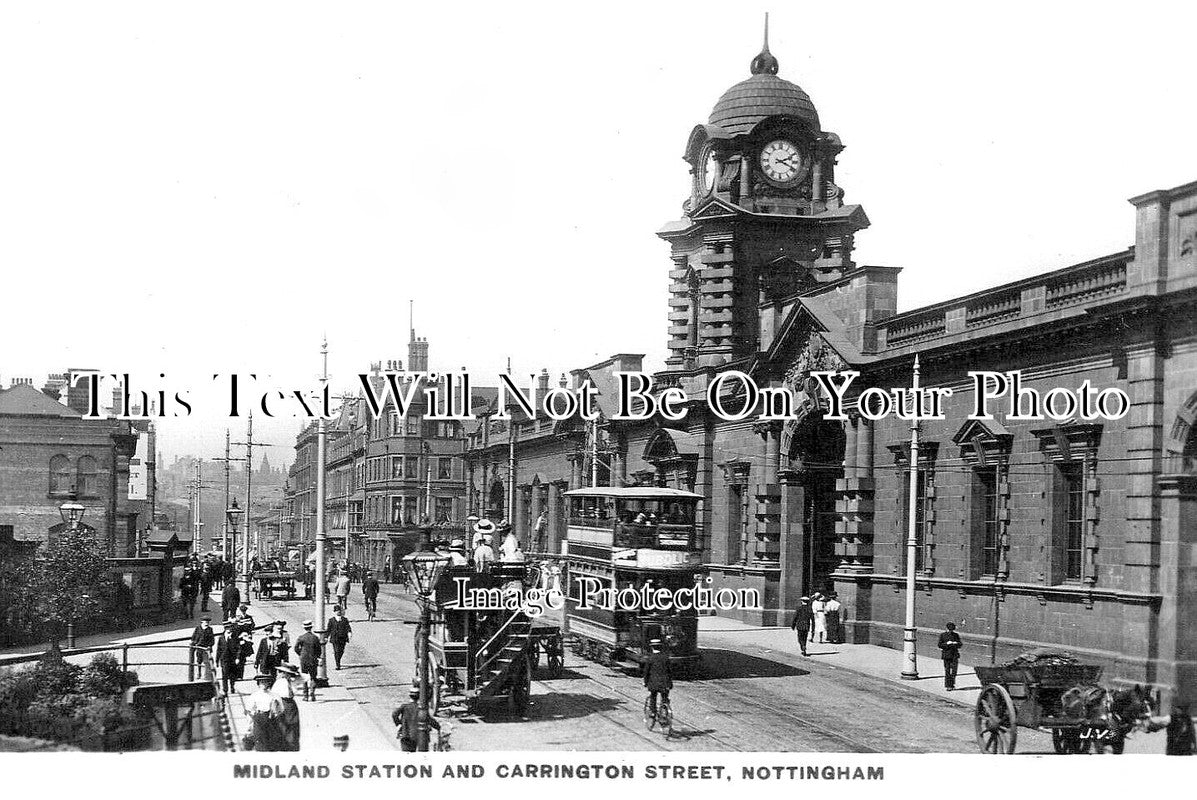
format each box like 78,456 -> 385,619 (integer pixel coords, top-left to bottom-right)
226,498 -> 244,595
58,499 -> 86,648
402,531 -> 450,752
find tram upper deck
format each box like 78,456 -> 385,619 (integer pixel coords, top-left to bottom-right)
562,487 -> 702,569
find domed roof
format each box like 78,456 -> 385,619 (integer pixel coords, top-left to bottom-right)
709,22 -> 819,136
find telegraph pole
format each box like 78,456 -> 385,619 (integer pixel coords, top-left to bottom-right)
315,337 -> 330,686
214,431 -> 247,561
192,459 -> 202,553
901,355 -> 922,680
232,413 -> 273,594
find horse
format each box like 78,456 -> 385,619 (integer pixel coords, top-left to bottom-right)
1061,683 -> 1154,754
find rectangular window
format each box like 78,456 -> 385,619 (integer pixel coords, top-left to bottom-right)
404,496 -> 419,524
976,467 -> 999,576
391,497 -> 403,525
434,497 -> 453,522
437,457 -> 453,480
406,455 -> 420,477
390,412 -> 401,436
1061,462 -> 1085,581
391,456 -> 404,479
349,501 -> 363,532
406,418 -> 420,436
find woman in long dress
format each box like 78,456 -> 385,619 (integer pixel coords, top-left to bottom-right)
271,664 -> 302,751
811,593 -> 828,644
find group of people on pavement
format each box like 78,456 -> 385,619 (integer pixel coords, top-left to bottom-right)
788,591 -> 844,655
179,553 -> 236,619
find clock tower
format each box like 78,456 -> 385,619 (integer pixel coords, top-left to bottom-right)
658,23 -> 869,369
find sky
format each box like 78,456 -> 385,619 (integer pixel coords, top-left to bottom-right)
3,1 -> 1196,468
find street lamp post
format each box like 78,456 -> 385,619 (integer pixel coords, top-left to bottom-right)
314,338 -> 330,688
59,499 -> 86,649
226,499 -> 243,598
402,529 -> 449,752
900,355 -> 922,680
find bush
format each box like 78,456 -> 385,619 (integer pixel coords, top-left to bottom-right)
30,660 -> 82,699
0,671 -> 40,715
79,653 -> 131,698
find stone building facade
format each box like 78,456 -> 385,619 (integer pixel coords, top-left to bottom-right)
461,36 -> 1197,704
0,375 -> 151,557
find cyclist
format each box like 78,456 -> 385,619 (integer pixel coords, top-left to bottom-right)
643,637 -> 673,723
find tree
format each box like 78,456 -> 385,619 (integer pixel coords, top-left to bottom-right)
36,526 -> 107,642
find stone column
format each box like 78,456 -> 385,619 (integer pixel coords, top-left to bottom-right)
546,482 -> 563,555
843,415 -> 859,480
1157,474 -> 1197,708
1123,344 -> 1165,596
753,422 -> 782,566
778,467 -> 807,614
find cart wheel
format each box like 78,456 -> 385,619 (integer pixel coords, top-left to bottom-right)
547,639 -> 564,677
975,684 -> 1018,754
428,661 -> 442,716
508,655 -> 531,715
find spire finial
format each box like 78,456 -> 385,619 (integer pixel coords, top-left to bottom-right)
750,13 -> 780,76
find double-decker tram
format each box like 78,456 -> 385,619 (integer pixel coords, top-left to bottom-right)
561,487 -> 705,676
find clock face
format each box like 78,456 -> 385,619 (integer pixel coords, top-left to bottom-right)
702,147 -> 720,193
760,139 -> 803,184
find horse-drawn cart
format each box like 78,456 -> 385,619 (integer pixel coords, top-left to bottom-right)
974,655 -> 1152,754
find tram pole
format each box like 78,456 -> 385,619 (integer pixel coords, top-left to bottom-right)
900,355 -> 921,680
415,525 -> 434,752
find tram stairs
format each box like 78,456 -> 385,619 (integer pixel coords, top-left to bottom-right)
475,612 -> 533,700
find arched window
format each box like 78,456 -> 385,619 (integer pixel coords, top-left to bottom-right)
49,455 -> 73,496
77,455 -> 99,498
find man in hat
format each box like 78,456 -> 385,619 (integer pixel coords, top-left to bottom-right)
333,569 -> 352,614
294,620 -> 322,701
254,626 -> 287,682
937,622 -> 963,690
326,605 -> 353,670
447,539 -> 469,567
189,615 -> 216,671
362,570 -> 380,621
246,671 -> 284,751
272,663 -> 302,751
221,580 -> 241,622
392,682 -> 439,752
474,534 -> 496,573
274,619 -> 292,653
235,603 -> 256,636
643,638 -> 673,723
215,618 -> 243,695
790,596 -> 813,656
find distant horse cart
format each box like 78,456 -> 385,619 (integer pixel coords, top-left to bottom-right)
973,651 -> 1154,754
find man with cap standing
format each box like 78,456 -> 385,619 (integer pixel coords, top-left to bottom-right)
643,638 -> 673,725
294,620 -> 322,701
938,622 -> 963,690
362,571 -> 381,621
790,596 -> 814,656
189,615 -> 215,672
326,605 -> 353,670
272,663 -> 302,751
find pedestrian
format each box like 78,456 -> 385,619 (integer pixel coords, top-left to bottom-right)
199,561 -> 214,612
245,672 -> 284,751
334,570 -> 352,613
215,618 -> 243,695
533,512 -> 547,552
180,568 -> 197,619
274,619 -> 292,653
189,615 -> 215,672
254,627 -> 287,682
362,571 -> 381,621
790,596 -> 813,656
221,581 -> 241,622
498,521 -> 520,561
938,622 -> 963,690
811,592 -> 828,644
383,556 -> 392,584
392,683 -> 438,752
294,620 -> 322,701
474,534 -> 496,572
326,605 -> 353,670
235,603 -> 256,636
272,663 -> 302,751
1166,702 -> 1195,756
824,592 -> 843,644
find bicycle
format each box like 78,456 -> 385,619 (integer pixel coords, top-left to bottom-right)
643,695 -> 673,735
